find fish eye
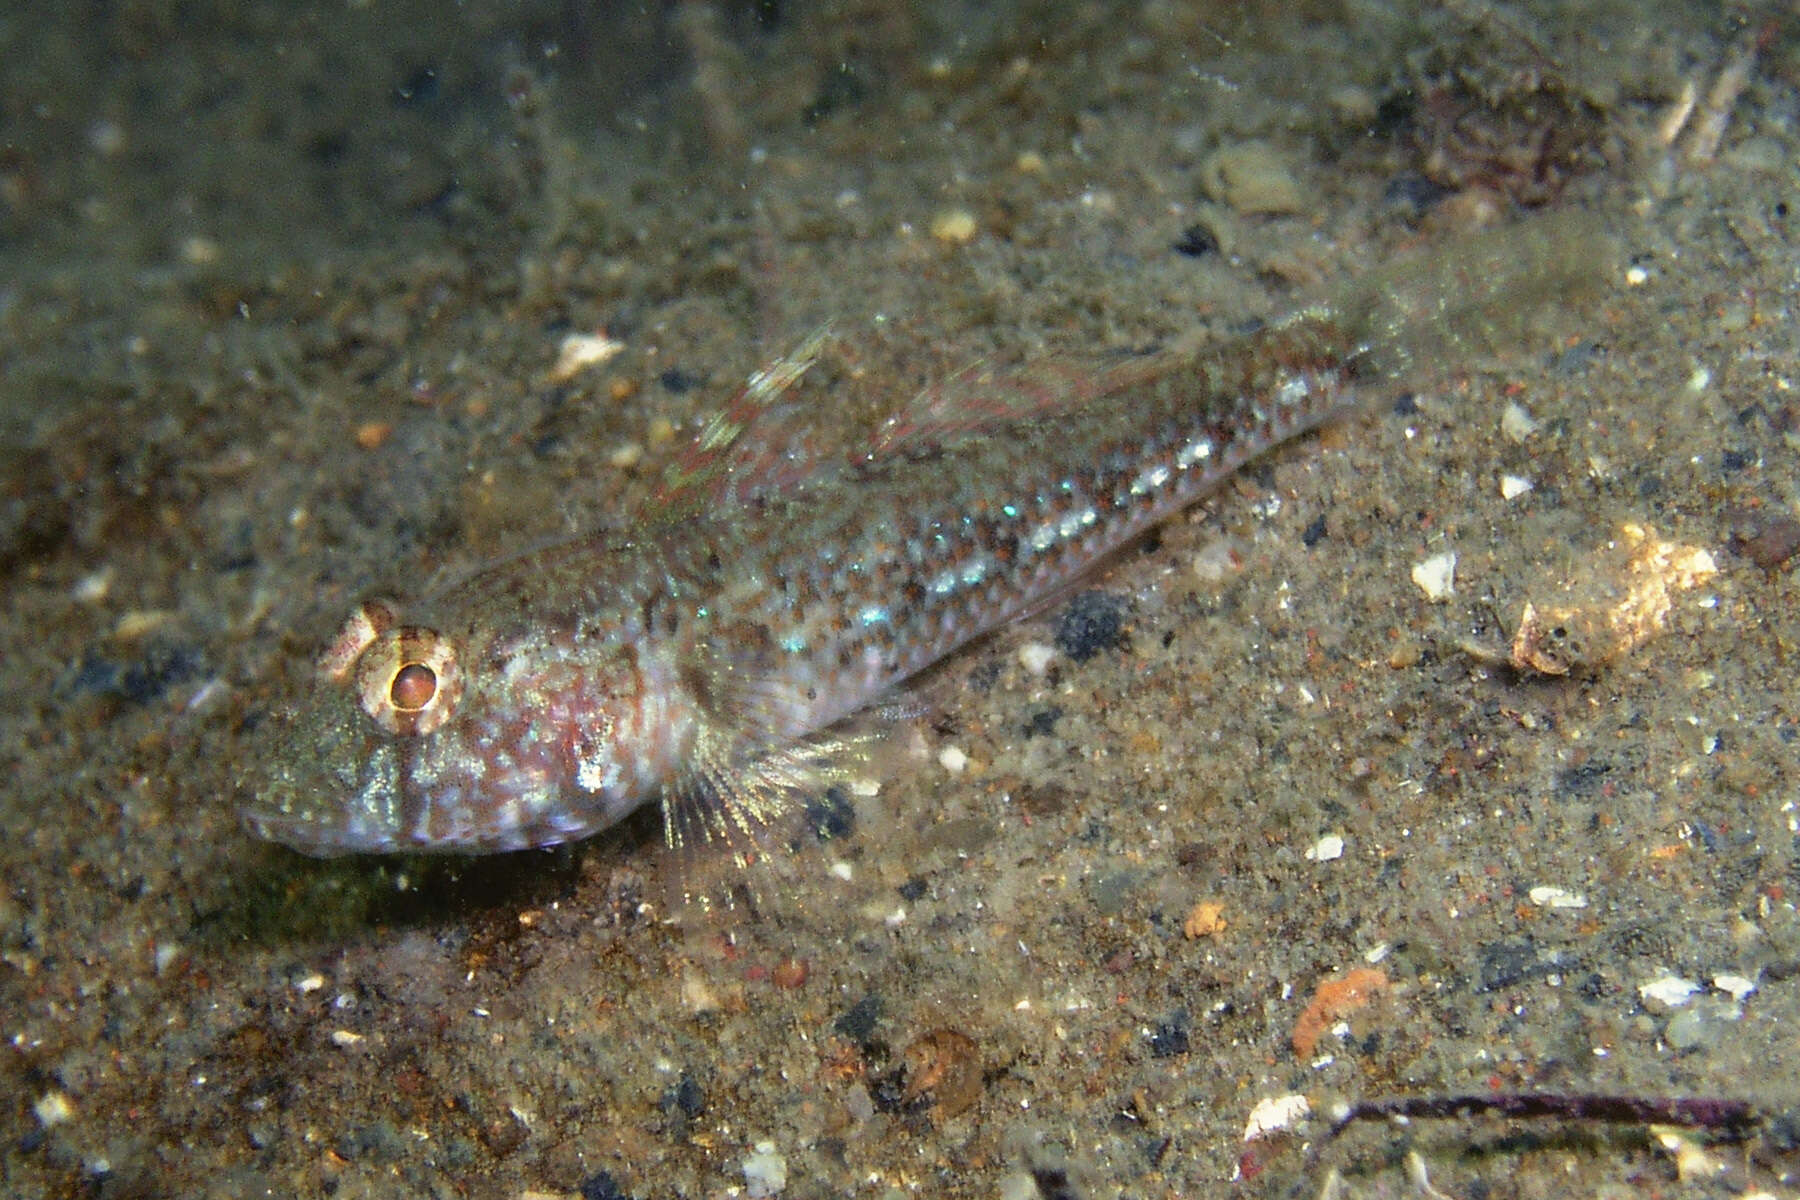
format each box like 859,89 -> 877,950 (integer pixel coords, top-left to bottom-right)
311,600 -> 463,737
353,628 -> 460,735
389,662 -> 438,711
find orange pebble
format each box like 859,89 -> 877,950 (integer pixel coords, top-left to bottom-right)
354,420 -> 393,449
1291,966 -> 1389,1059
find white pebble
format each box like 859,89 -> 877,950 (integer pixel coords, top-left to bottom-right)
1638,974 -> 1699,1008
1410,551 -> 1457,602
34,1091 -> 74,1127
938,745 -> 968,774
1527,885 -> 1587,909
1304,834 -> 1345,862
1243,1093 -> 1310,1140
1713,973 -> 1758,1002
742,1140 -> 788,1197
72,567 -> 113,603
1500,402 -> 1539,441
1017,642 -> 1056,676
1499,474 -> 1533,500
329,1029 -> 366,1048
929,208 -> 979,245
548,331 -> 624,383
1191,538 -> 1239,584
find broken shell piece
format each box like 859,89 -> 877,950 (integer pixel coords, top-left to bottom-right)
1505,524 -> 1717,676
547,331 -> 625,383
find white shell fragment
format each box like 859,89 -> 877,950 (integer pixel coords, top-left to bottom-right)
1638,974 -> 1700,1008
1506,524 -> 1718,676
1410,551 -> 1457,602
1017,642 -> 1056,675
1244,1093 -> 1311,1141
547,330 -> 625,383
1500,401 -> 1540,441
1305,834 -> 1345,862
1527,885 -> 1588,909
1713,973 -> 1758,1002
742,1140 -> 789,1197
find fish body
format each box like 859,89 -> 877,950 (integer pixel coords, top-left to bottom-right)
246,312 -> 1356,854
244,215 -> 1606,855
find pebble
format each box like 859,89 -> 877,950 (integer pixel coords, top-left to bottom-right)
1730,513 -> 1800,569
1500,401 -> 1540,441
1527,885 -> 1587,909
34,1091 -> 74,1127
1499,473 -> 1533,500
1199,141 -> 1305,215
1054,590 -> 1127,661
1386,635 -> 1422,670
928,208 -> 978,245
901,1028 -> 983,1118
1017,641 -> 1056,676
1243,1093 -> 1310,1141
1638,974 -> 1699,1008
548,331 -> 625,384
1183,899 -> 1227,938
72,568 -> 113,603
1304,834 -> 1345,862
1191,537 -> 1240,584
353,421 -> 393,450
1665,997 -> 1736,1051
741,1140 -> 787,1197
1713,973 -> 1757,1002
1410,551 -> 1457,602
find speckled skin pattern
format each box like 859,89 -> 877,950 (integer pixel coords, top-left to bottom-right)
243,312 -> 1359,855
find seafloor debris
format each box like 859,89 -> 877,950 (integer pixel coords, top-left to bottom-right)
1491,522 -> 1717,676
1292,967 -> 1390,1060
899,1027 -> 983,1121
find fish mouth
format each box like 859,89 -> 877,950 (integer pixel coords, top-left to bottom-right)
237,694 -> 412,856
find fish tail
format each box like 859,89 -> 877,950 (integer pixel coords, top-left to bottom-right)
1337,210 -> 1620,379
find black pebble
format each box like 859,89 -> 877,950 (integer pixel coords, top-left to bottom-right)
580,1171 -> 632,1200
1054,591 -> 1128,662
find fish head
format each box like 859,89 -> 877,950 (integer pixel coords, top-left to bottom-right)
242,597 -> 654,855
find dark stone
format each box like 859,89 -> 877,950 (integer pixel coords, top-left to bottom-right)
804,786 -> 856,841
1054,591 -> 1128,662
661,1072 -> 706,1121
834,995 -> 882,1043
1146,1010 -> 1189,1058
1172,224 -> 1218,257
580,1171 -> 632,1200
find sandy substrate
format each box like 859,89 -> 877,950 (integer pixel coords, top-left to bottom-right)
3,2 -> 1799,1197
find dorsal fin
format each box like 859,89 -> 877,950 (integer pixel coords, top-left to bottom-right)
651,325 -> 835,513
